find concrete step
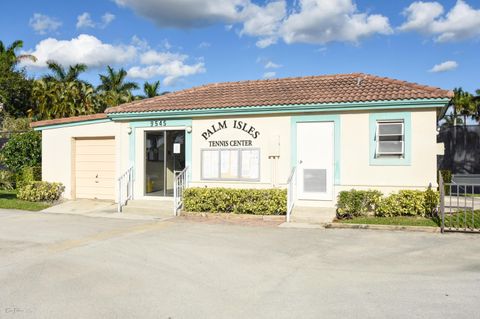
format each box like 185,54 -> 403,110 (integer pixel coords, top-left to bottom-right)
291,206 -> 336,224
121,199 -> 174,216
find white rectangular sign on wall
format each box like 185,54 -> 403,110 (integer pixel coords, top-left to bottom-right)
173,143 -> 181,154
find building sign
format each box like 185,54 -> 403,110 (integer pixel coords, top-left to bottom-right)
201,120 -> 261,147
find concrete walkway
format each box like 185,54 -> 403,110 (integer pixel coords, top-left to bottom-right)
42,199 -> 172,221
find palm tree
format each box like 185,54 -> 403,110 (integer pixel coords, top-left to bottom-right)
42,60 -> 88,83
97,66 -> 138,107
0,40 -> 36,67
143,81 -> 160,98
450,88 -> 476,126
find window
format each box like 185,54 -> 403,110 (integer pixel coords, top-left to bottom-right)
375,120 -> 404,157
201,149 -> 260,180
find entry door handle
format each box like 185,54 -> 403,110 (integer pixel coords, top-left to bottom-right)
299,160 -> 303,164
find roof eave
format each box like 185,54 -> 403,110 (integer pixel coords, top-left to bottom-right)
106,98 -> 452,120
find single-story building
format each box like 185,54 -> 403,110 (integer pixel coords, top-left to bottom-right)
31,73 -> 453,210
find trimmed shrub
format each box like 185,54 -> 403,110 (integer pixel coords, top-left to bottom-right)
336,189 -> 383,219
0,131 -> 41,173
15,166 -> 41,189
183,187 -> 287,215
376,190 -> 439,217
17,181 -> 64,202
0,170 -> 15,190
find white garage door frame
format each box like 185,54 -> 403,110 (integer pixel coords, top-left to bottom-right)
71,136 -> 116,200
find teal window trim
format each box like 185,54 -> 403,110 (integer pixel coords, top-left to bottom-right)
291,115 -> 341,185
128,119 -> 193,182
369,112 -> 411,166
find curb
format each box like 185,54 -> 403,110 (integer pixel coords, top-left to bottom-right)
325,222 -> 440,233
278,222 -> 325,229
180,211 -> 286,222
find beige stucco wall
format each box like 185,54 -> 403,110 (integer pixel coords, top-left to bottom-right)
338,108 -> 438,195
40,107 -> 439,206
189,114 -> 291,189
41,120 -> 129,200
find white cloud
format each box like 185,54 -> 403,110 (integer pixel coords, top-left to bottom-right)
131,35 -> 150,50
21,34 -> 205,86
76,12 -> 95,29
128,49 -> 206,85
265,61 -> 282,69
281,0 -> 392,45
399,0 -> 480,42
429,60 -> 458,72
128,61 -> 206,85
263,71 -> 276,79
114,0 -> 391,48
114,0 -> 243,28
29,13 -> 62,35
101,12 -> 116,27
198,41 -> 211,49
21,34 -> 137,68
140,50 -> 188,65
240,1 -> 286,48
77,12 -> 115,29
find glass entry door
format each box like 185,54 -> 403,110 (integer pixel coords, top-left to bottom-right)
145,130 -> 185,196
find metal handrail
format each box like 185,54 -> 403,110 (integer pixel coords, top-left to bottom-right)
117,166 -> 134,213
173,166 -> 189,216
286,166 -> 297,223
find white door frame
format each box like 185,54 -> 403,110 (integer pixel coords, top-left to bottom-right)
296,121 -> 335,201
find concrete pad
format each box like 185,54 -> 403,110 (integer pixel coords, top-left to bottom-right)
42,199 -> 175,221
0,212 -> 479,319
291,206 -> 336,224
42,199 -> 117,215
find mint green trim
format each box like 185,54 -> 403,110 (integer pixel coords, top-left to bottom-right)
291,115 -> 341,185
128,119 -> 193,185
107,98 -> 449,121
33,119 -> 111,131
369,112 -> 411,166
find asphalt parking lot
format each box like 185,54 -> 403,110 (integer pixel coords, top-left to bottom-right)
1,209 -> 479,319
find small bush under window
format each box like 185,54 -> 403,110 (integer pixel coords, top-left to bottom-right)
184,187 -> 286,215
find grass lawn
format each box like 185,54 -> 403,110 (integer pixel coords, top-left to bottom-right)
0,190 -> 51,211
443,210 -> 480,229
337,216 -> 440,227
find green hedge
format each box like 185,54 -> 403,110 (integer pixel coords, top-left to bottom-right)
183,187 -> 287,215
17,181 -> 64,202
15,166 -> 41,189
336,189 -> 382,219
337,187 -> 439,219
0,131 -> 41,173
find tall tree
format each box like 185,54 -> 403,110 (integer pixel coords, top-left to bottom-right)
143,81 -> 160,98
29,79 -> 100,120
42,60 -> 88,83
0,40 -> 35,117
450,88 -> 476,126
97,66 -> 138,107
0,40 -> 36,68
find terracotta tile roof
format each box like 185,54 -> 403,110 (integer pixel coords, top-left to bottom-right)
31,113 -> 108,128
106,73 -> 453,114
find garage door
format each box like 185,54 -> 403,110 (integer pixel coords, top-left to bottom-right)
74,137 -> 115,200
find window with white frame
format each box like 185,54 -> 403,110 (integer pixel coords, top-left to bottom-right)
375,120 -> 404,157
201,149 -> 260,180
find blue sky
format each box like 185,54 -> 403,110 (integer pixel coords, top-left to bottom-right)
1,0 -> 479,93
